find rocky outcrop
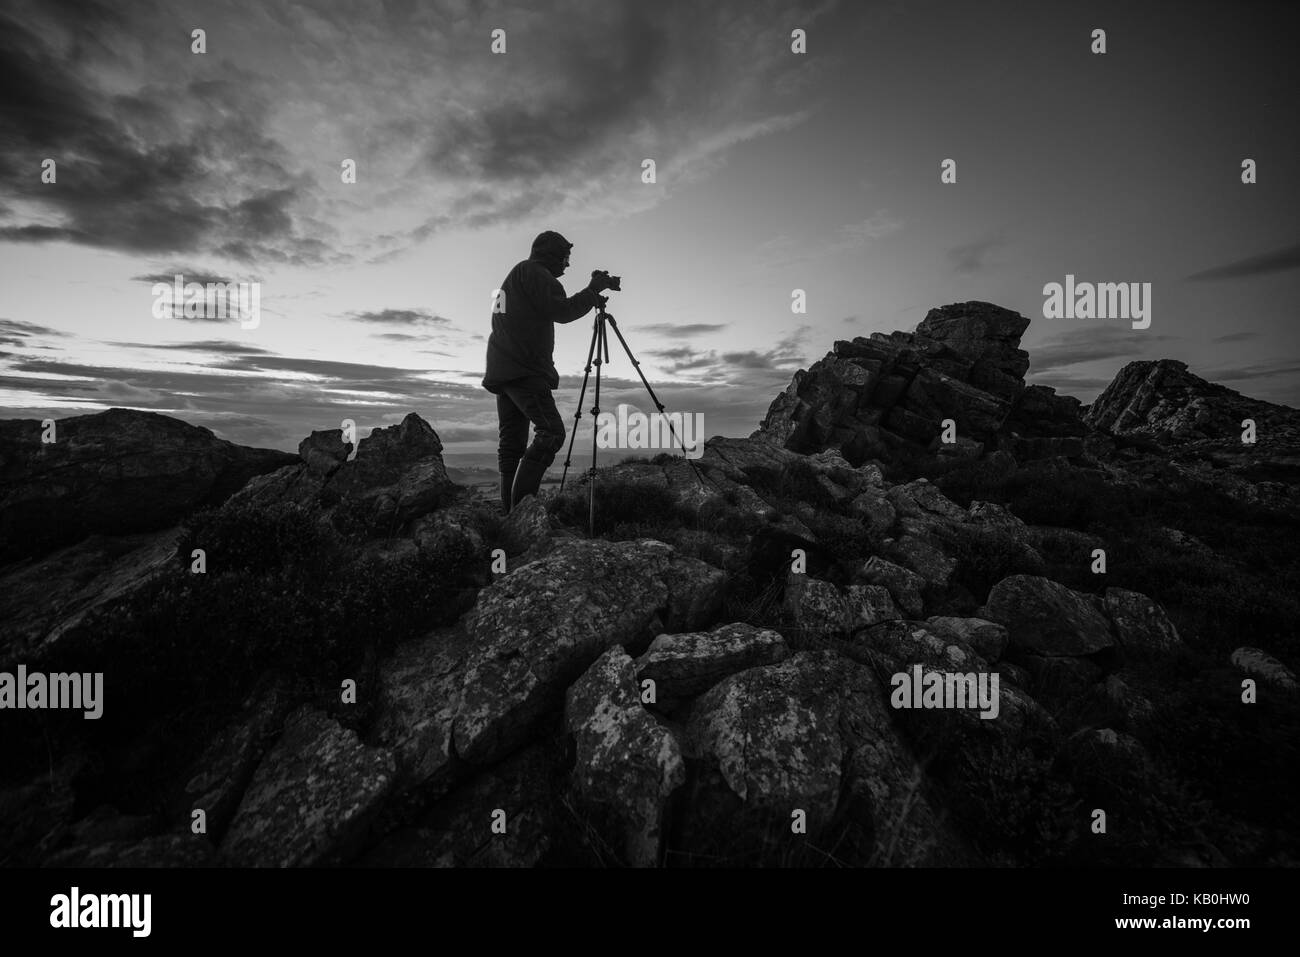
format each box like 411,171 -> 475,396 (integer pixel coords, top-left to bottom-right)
0,526 -> 182,660
180,676 -> 293,843
3,297 -> 1293,871
228,412 -> 457,530
1085,359 -> 1300,513
452,539 -> 725,765
0,408 -> 296,564
370,627 -> 469,796
357,744 -> 557,867
564,647 -> 686,866
1086,359 -> 1298,442
754,302 -> 1086,464
220,707 -> 395,867
680,650 -> 961,865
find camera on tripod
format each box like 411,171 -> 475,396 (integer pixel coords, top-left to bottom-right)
593,269 -> 622,292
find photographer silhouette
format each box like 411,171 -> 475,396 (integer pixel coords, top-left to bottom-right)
482,230 -> 618,513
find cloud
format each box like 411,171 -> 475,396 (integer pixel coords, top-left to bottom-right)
0,318 -> 68,347
0,2 -> 326,265
1187,242 -> 1300,281
0,0 -> 843,267
131,270 -> 261,286
0,350 -> 487,451
103,339 -> 275,356
1028,370 -> 1115,397
1028,326 -> 1178,376
636,323 -> 728,337
347,309 -> 451,326
947,235 -> 1006,276
644,326 -> 808,381
1211,332 -> 1260,343
1195,358 -> 1300,386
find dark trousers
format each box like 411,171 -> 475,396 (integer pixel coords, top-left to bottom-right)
496,377 -> 566,478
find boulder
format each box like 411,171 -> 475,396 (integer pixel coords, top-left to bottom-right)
783,574 -> 850,635
298,428 -> 351,476
220,706 -> 395,867
983,575 -> 1115,656
1104,588 -> 1181,654
318,413 -> 455,526
453,539 -> 725,765
498,495 -> 552,558
847,487 -> 895,530
681,650 -> 958,864
855,555 -> 926,617
635,622 -> 789,700
564,647 -> 686,866
357,743 -> 557,867
370,628 -> 468,796
180,675 -> 292,842
924,616 -> 1009,662
845,583 -> 902,628
1230,647 -> 1298,693
44,834 -> 218,868
228,412 -> 455,531
884,534 -> 957,589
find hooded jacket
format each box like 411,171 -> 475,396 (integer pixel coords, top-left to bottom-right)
481,231 -> 602,394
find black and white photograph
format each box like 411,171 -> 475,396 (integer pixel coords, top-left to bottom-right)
0,0 -> 1296,939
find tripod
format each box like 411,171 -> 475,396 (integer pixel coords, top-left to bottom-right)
559,295 -> 717,536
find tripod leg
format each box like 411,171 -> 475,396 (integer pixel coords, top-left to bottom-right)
603,315 -> 725,494
560,315 -> 602,491
588,315 -> 606,537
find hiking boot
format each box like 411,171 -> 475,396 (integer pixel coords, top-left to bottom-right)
511,458 -> 549,509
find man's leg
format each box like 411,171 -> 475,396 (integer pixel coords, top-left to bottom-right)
497,391 -> 529,514
500,379 -> 566,507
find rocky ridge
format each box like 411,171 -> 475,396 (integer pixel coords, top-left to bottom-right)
1,302 -> 1296,868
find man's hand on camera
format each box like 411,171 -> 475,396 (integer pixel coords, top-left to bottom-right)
586,270 -> 613,294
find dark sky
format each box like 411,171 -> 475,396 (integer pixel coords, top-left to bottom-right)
1,0 -> 1296,458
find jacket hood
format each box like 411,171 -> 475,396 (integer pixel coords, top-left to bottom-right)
529,230 -> 572,270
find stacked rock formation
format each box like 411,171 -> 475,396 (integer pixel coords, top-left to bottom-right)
754,301 -> 1086,464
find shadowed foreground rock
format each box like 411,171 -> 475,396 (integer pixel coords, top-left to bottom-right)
0,408 -> 295,565
4,300 -> 1297,870
220,707 -> 395,867
565,647 -> 686,866
0,526 -> 181,661
982,574 -> 1115,657
635,622 -> 789,700
680,650 -> 962,865
453,538 -> 726,765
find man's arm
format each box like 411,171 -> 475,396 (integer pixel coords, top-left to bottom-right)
524,264 -> 601,325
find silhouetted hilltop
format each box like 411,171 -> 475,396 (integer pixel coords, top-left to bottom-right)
1,303 -> 1296,869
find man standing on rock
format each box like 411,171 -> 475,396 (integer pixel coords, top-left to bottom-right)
482,230 -> 618,514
